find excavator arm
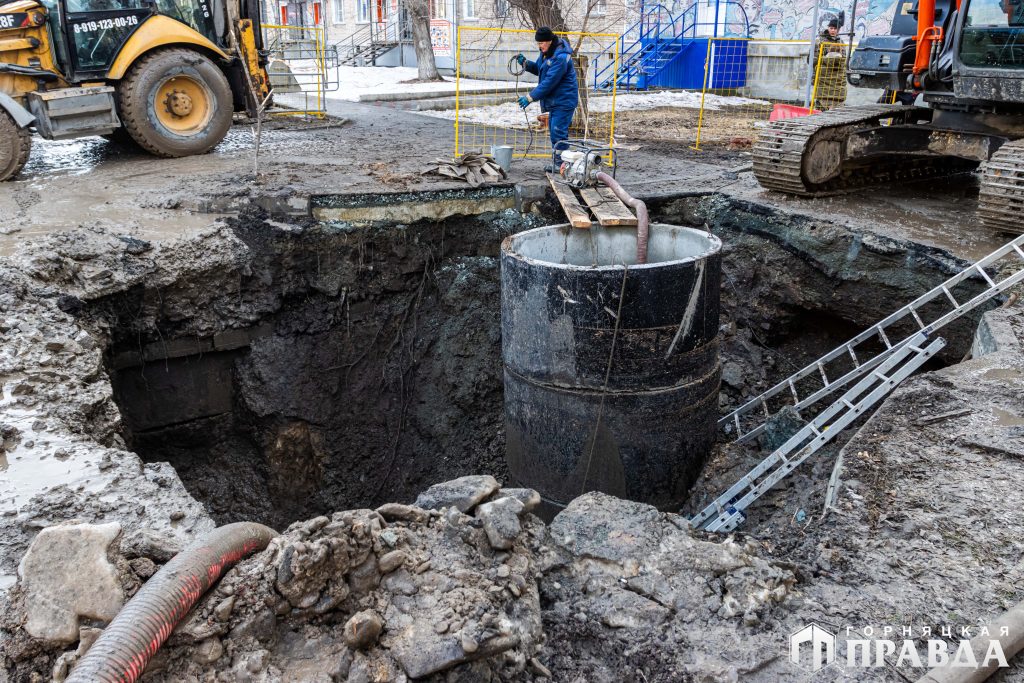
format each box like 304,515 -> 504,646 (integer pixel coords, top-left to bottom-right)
912,0 -> 944,84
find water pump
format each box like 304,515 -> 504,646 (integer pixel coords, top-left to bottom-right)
554,139 -> 617,189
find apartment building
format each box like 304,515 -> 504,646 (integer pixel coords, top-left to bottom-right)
267,0 -> 634,69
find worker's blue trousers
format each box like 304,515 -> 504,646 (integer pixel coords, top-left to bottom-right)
548,107 -> 575,168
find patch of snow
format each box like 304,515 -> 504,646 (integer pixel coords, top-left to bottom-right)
419,90 -> 766,129
287,65 -> 517,102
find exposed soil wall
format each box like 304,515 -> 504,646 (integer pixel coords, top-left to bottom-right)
85,209 -> 538,530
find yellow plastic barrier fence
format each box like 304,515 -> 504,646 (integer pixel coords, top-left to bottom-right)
694,38 -> 820,150
810,41 -> 850,111
262,23 -> 339,118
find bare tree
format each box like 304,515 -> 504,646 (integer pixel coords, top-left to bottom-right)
507,0 -> 567,31
406,0 -> 442,81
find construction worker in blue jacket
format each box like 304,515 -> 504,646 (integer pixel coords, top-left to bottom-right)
514,26 -> 579,172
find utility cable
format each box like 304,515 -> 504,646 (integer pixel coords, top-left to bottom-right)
507,54 -> 536,160
580,263 -> 628,495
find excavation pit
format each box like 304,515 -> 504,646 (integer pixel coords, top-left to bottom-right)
81,194 -> 988,532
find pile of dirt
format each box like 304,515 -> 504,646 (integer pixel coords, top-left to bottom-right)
0,479 -> 806,683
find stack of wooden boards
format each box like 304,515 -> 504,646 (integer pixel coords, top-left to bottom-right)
423,152 -> 507,187
546,173 -> 638,229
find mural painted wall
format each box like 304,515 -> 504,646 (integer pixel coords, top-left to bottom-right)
664,0 -> 898,40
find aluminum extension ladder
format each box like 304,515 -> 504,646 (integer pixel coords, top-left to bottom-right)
692,331 -> 946,532
722,234 -> 1024,445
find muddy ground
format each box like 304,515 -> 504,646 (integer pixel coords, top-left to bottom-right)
1,186 -> 1020,680
0,99 -> 1011,262
610,105 -> 770,150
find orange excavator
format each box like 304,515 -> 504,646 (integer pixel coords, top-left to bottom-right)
752,0 -> 1024,234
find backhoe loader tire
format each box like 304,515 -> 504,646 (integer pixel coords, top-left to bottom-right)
118,48 -> 233,158
0,110 -> 31,182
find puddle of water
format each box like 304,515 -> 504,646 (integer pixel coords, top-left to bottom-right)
20,137 -> 140,178
20,127 -> 272,179
992,408 -> 1024,427
0,381 -> 105,509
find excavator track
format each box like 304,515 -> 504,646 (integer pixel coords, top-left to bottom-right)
752,104 -> 977,196
979,139 -> 1024,235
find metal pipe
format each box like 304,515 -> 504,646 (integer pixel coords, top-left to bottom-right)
804,0 -> 822,106
914,597 -> 1024,683
595,171 -> 649,264
847,0 -> 857,56
66,522 -> 277,683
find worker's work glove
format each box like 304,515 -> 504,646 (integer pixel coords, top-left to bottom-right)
515,53 -> 526,66
518,96 -> 531,109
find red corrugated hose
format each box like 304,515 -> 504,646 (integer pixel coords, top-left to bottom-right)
66,522 -> 277,683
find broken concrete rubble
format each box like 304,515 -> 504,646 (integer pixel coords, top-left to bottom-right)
414,475 -> 501,513
476,496 -> 524,550
538,492 -> 797,681
136,486 -> 542,682
497,488 -> 541,514
343,610 -> 384,650
17,522 -> 124,644
3,476 -> 806,682
3,474 -> 551,680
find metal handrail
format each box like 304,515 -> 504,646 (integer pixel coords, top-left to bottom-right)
594,3 -> 681,88
338,23 -> 372,61
262,23 -> 338,117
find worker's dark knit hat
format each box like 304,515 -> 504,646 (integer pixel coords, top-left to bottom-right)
535,26 -> 556,42
827,18 -> 840,27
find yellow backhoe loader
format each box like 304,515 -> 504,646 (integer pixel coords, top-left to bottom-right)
0,0 -> 270,180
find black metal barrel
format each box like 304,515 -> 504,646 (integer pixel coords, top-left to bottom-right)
501,223 -> 722,517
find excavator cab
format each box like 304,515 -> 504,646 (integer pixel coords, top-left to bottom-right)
847,0 -> 957,91
956,0 -> 1024,96
849,0 -> 1024,95
959,0 -> 1024,65
0,0 -> 269,180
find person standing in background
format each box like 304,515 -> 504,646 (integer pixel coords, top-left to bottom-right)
813,18 -> 848,110
514,26 -> 579,172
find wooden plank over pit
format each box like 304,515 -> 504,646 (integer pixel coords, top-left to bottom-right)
579,186 -> 638,227
547,174 -> 592,229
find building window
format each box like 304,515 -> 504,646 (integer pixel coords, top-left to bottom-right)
332,0 -> 343,23
495,0 -> 509,17
463,0 -> 475,18
591,0 -> 606,15
430,0 -> 447,18
357,0 -> 369,22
